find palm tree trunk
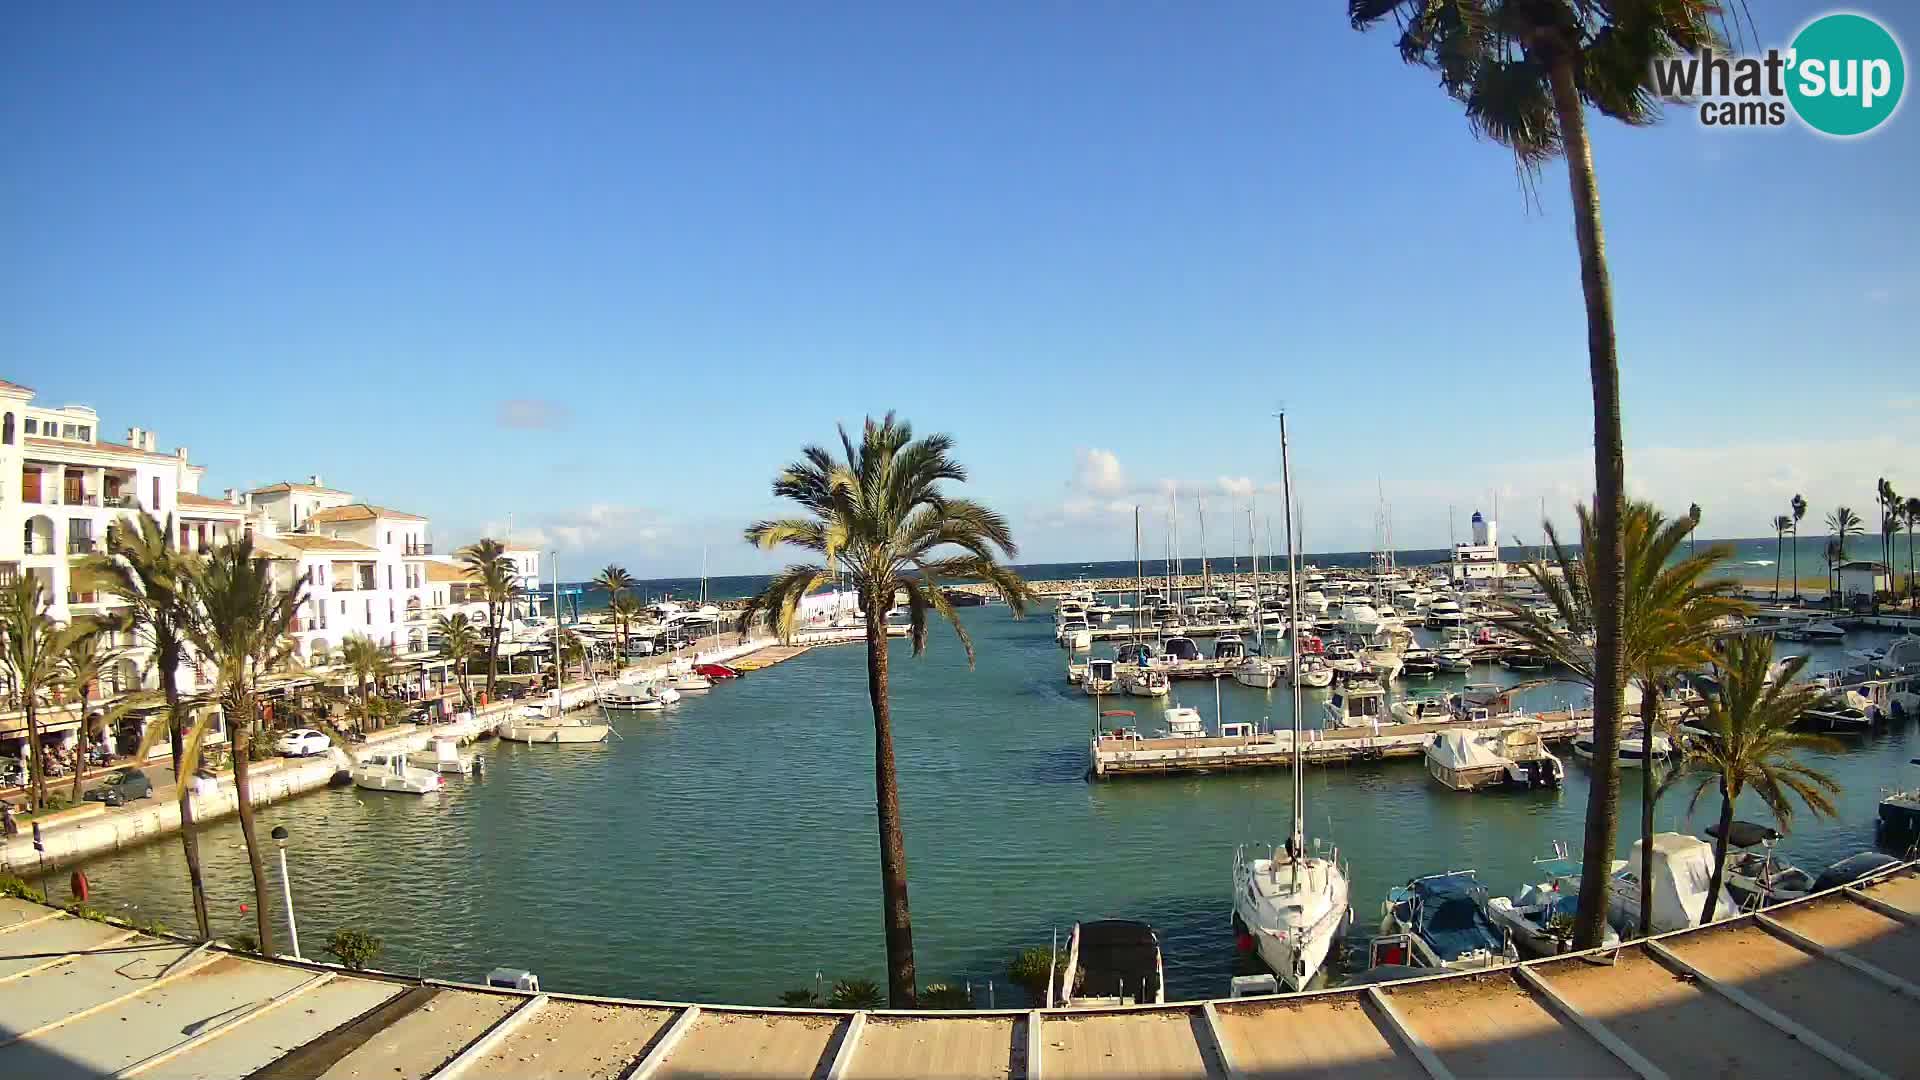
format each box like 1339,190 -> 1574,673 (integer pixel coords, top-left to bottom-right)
1773,533 -> 1782,603
228,692 -> 276,953
863,588 -> 917,1008
1548,57 -> 1628,952
70,688 -> 91,803
163,666 -> 212,940
1791,526 -> 1799,601
24,703 -> 45,809
1701,780 -> 1734,925
1637,680 -> 1661,938
485,609 -> 500,699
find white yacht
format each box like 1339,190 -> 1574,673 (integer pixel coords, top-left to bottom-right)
1233,654 -> 1283,689
1325,677 -> 1388,729
1121,666 -> 1170,698
1300,589 -> 1330,614
1485,850 -> 1622,959
602,682 -> 678,710
1424,727 -> 1564,791
407,738 -> 476,776
498,704 -> 612,744
1607,833 -> 1737,933
352,751 -> 445,794
1572,728 -> 1671,767
1389,690 -> 1452,725
1161,706 -> 1206,739
1295,654 -> 1334,689
1083,658 -> 1119,696
1233,414 -> 1349,992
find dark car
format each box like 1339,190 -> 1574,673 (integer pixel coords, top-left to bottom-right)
1812,851 -> 1904,893
84,768 -> 154,807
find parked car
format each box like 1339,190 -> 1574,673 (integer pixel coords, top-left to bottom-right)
276,728 -> 333,758
84,768 -> 154,807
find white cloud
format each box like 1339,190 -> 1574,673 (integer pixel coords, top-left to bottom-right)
1070,447 -> 1128,496
496,398 -> 573,431
1867,287 -> 1891,303
481,503 -> 671,556
1218,475 -> 1254,497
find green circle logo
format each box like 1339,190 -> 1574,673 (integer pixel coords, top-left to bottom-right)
1787,13 -> 1905,136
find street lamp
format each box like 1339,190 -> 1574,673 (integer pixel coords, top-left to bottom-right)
271,825 -> 301,958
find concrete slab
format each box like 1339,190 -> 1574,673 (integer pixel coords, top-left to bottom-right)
1531,949 -> 1834,1077
314,988 -> 520,1080
1665,921 -> 1920,1079
1860,872 -> 1920,918
0,896 -> 54,929
141,974 -> 405,1080
0,937 -> 196,1037
1380,972 -> 1625,1078
0,915 -> 136,979
1037,1008 -> 1222,1080
1211,997 -> 1417,1079
1769,894 -> 1920,983
9,953 -> 311,1079
461,998 -> 676,1079
841,1015 -> 1017,1080
654,1010 -> 843,1080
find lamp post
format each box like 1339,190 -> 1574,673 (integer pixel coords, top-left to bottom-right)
271,825 -> 300,958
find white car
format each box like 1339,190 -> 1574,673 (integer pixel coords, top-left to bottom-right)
276,729 -> 332,758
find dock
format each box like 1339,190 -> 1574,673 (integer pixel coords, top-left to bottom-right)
0,862 -> 1913,1079
1091,710 -> 1598,778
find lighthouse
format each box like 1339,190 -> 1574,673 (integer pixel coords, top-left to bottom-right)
1470,511 -> 1497,548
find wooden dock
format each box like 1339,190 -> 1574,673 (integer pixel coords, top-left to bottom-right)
1091,710 -> 1598,778
731,643 -> 817,671
1,862 -> 1914,1079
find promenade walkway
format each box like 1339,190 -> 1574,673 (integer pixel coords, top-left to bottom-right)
0,861 -> 1912,1078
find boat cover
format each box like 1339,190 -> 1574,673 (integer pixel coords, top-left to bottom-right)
1394,873 -> 1504,963
1705,820 -> 1780,849
1427,731 -> 1507,773
1074,921 -> 1161,1001
1631,833 -> 1730,932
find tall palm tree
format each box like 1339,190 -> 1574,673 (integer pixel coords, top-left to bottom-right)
741,415 -> 1032,1006
592,565 -> 639,658
607,593 -> 644,666
0,576 -> 62,809
338,634 -> 391,730
433,613 -> 479,712
56,615 -> 128,802
87,512 -> 212,940
1687,502 -> 1702,556
1790,494 -> 1808,602
184,538 -> 306,954
1905,496 -> 1920,604
1500,499 -> 1747,938
1679,637 -> 1841,924
1826,507 -> 1863,610
457,539 -> 517,701
1770,515 -> 1792,604
1350,0 -> 1719,948
1876,478 -> 1897,587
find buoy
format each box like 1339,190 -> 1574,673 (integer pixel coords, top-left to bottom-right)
69,870 -> 89,902
1235,931 -> 1253,954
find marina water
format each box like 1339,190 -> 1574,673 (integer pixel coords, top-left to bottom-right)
41,607 -> 1918,1004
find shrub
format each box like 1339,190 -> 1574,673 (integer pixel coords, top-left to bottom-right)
323,928 -> 383,971
0,874 -> 46,904
1007,946 -> 1057,1005
226,933 -> 260,953
827,978 -> 883,1009
920,983 -> 972,1009
778,988 -> 820,1007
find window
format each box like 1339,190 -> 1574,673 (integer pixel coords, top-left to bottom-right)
339,599 -> 345,614
1,413 -> 11,444
387,566 -> 393,590
388,599 -> 395,623
365,599 -> 372,622
22,418 -> 34,435
386,531 -> 392,545
62,423 -> 77,439
77,425 -> 90,442
151,477 -> 161,511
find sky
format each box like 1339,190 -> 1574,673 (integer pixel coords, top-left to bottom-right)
5,2 -> 1915,576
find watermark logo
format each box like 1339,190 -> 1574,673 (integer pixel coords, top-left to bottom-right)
1652,11 -> 1905,137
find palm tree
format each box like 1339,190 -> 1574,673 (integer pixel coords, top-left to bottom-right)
433,613 -> 479,712
1500,499 -> 1747,939
87,512 -> 213,940
338,634 -> 391,731
184,538 -> 306,954
56,615 -> 127,802
457,539 -> 517,701
741,415 -> 1032,1006
1905,497 -> 1920,604
607,593 -> 644,667
592,565 -> 638,658
1876,478 -> 1897,588
1770,515 -> 1792,603
1687,502 -> 1702,556
1350,0 -> 1719,949
0,576 -> 62,809
1678,636 -> 1842,923
1826,507 -> 1863,610
1790,494 -> 1808,602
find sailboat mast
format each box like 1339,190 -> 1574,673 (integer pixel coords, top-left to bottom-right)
1279,412 -> 1304,867
552,553 -> 561,712
1134,506 -> 1143,646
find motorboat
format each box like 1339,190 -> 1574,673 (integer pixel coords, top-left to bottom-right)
602,683 -> 677,711
1323,642 -> 1365,675
1295,655 -> 1334,689
1400,648 -> 1439,678
1876,758 -> 1920,844
1800,620 -> 1847,642
1425,599 -> 1470,629
1500,647 -> 1547,671
1161,636 -> 1202,663
1121,665 -> 1170,698
1339,603 -> 1384,638
1361,644 -> 1405,683
408,738 -> 477,776
1379,872 -> 1517,972
1213,636 -> 1248,662
1066,656 -> 1088,684
666,671 -> 713,693
1054,920 -> 1166,1007
1232,654 -> 1283,690
1454,683 -> 1518,722
1083,658 -> 1119,696
693,663 -> 741,679
1324,677 -> 1387,729
352,751 -> 445,794
1057,619 -> 1093,651
1607,833 -> 1737,933
1160,706 -> 1206,739
1572,728 -> 1671,767
1300,589 -> 1330,614
497,706 -> 612,744
1231,414 -> 1350,994
1704,820 -> 1815,910
1390,690 -> 1453,725
1424,727 -> 1564,792
1115,641 -> 1158,666
1434,647 -> 1474,674
1485,855 -> 1621,959
1800,698 -> 1873,733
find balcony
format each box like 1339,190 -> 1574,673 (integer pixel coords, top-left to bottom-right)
102,494 -> 140,509
67,537 -> 98,555
65,493 -> 101,507
404,542 -> 434,556
332,581 -> 353,592
66,591 -> 101,606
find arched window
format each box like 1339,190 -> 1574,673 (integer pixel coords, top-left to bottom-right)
2,413 -> 12,444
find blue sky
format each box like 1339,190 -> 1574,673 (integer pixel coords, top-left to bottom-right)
6,2 -> 1914,575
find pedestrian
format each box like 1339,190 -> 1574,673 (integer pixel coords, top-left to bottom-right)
2,800 -> 18,840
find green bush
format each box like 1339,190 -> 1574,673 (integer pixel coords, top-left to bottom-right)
778,988 -> 820,1007
225,933 -> 260,953
323,928 -> 383,971
0,874 -> 46,904
64,903 -> 109,923
920,983 -> 972,1009
1007,946 -> 1057,1005
827,978 -> 883,1009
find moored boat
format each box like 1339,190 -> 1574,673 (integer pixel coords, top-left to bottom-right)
498,705 -> 612,744
1424,727 -> 1563,792
1379,871 -> 1517,972
1055,920 -> 1166,1007
352,751 -> 445,794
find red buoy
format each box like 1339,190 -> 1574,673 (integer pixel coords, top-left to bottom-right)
1235,931 -> 1254,954
69,870 -> 89,902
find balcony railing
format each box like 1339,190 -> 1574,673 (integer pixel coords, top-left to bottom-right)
65,493 -> 100,507
102,494 -> 140,509
332,582 -> 353,592
404,543 -> 434,556
67,538 -> 98,554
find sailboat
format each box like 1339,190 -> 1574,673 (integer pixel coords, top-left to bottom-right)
1234,508 -> 1284,689
1232,412 -> 1351,991
499,555 -> 612,745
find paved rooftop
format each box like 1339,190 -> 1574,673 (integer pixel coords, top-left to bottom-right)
1,861 -> 1915,1079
